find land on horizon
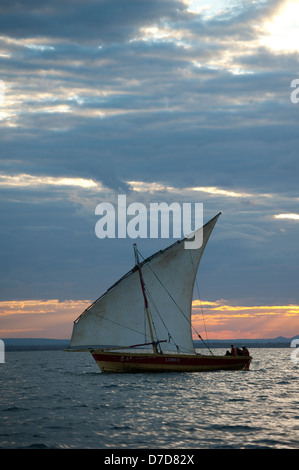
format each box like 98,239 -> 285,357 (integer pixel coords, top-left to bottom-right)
2,336 -> 298,351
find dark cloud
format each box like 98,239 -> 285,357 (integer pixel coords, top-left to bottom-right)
1,0 -> 299,309
0,0 -> 190,43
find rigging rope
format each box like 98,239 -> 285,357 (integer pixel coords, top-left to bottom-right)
94,311 -> 152,341
188,251 -> 214,355
146,288 -> 181,353
137,248 -> 214,355
91,246 -> 213,356
143,302 -> 163,353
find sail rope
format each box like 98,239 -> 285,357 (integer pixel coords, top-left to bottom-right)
188,251 -> 214,355
143,302 -> 163,354
91,246 -> 212,355
94,311 -> 152,342
145,289 -> 182,353
94,310 -> 166,353
92,285 -> 182,353
137,248 -> 213,355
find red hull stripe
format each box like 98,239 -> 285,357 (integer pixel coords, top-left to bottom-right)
92,353 -> 250,367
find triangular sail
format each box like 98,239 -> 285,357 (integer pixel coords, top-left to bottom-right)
69,213 -> 220,353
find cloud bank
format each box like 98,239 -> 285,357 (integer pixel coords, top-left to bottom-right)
1,0 -> 299,338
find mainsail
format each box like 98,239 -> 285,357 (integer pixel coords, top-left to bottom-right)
70,213 -> 220,354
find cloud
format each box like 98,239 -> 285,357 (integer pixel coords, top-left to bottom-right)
0,173 -> 101,189
0,299 -> 91,338
0,0 -> 189,44
274,213 -> 299,220
192,298 -> 299,339
0,173 -> 298,305
1,0 -> 299,340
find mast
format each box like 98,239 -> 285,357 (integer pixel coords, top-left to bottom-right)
133,243 -> 158,354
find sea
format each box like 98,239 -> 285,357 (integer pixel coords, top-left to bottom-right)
1,347 -> 299,453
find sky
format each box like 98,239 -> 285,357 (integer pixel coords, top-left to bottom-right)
1,0 -> 299,341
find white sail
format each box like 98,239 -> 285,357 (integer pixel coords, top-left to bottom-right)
69,213 -> 220,353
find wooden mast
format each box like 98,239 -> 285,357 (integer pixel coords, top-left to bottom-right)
133,243 -> 158,354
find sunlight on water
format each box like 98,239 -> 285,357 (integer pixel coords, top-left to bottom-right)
0,348 -> 298,448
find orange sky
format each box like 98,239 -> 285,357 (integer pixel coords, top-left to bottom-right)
191,300 -> 299,340
1,298 -> 298,340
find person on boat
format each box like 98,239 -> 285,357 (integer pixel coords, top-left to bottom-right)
242,346 -> 250,356
231,345 -> 237,356
236,347 -> 243,356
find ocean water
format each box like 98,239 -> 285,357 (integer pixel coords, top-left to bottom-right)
0,348 -> 298,449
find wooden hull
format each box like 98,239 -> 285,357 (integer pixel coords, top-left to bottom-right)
91,350 -> 252,373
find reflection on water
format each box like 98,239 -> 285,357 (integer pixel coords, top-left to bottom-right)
1,348 -> 299,448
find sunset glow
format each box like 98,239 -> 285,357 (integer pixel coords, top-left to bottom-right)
260,1 -> 299,52
0,300 -> 91,339
1,298 -> 298,340
192,299 -> 299,340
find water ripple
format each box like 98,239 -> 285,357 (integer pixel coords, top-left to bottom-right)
1,348 -> 299,448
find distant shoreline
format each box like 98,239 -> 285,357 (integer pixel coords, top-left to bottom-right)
1,337 -> 297,351
195,342 -> 291,349
2,338 -> 70,352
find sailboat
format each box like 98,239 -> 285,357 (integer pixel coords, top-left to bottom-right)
67,213 -> 252,372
